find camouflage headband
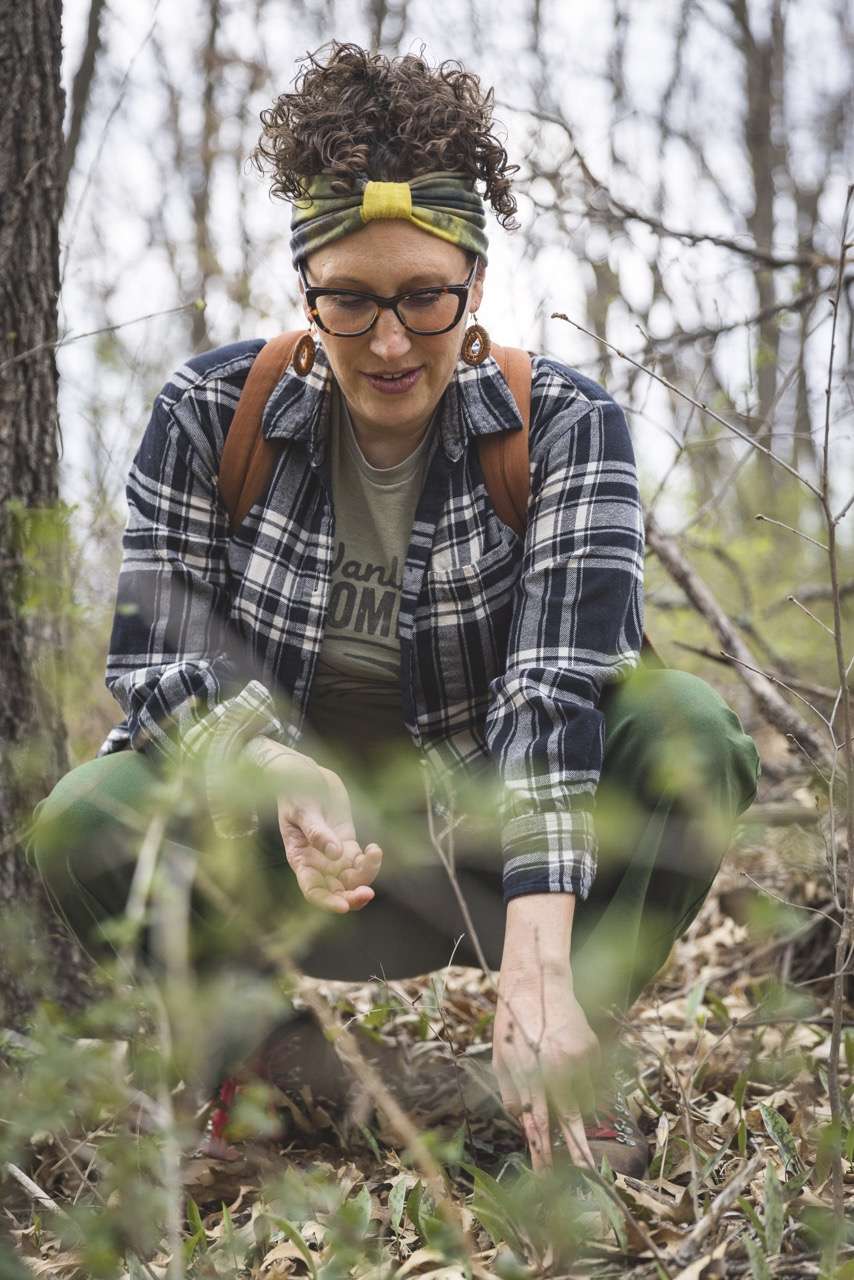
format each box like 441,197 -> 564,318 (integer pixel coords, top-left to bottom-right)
289,171 -> 489,268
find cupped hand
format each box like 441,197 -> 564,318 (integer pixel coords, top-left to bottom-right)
492,966 -> 600,1172
251,741 -> 383,913
279,763 -> 383,913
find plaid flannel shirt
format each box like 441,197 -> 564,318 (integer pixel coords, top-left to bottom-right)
98,340 -> 645,902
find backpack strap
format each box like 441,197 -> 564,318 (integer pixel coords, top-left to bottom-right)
477,343 -> 532,537
218,330 -> 304,534
478,345 -> 664,669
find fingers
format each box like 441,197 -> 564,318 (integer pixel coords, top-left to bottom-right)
300,810 -> 346,857
520,1095 -> 552,1171
504,1051 -> 552,1172
546,1055 -> 596,1122
338,842 -> 383,890
555,1111 -> 596,1171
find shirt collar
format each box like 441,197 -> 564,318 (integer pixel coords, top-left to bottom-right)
261,342 -> 524,466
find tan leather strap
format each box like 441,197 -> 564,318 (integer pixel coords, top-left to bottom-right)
478,343 -> 532,537
218,330 -> 305,533
478,344 -> 663,667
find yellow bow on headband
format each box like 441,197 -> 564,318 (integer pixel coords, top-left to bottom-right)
361,181 -> 414,222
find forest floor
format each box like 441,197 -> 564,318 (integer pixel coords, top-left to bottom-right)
6,744 -> 853,1278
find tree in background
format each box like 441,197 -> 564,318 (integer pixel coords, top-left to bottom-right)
0,0 -> 87,1022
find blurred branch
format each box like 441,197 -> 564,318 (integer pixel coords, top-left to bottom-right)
652,283 -> 833,351
0,301 -> 201,373
819,182 -> 854,1221
672,640 -> 849,708
764,578 -> 854,616
646,512 -> 832,771
60,0 -> 164,288
552,311 -> 822,497
754,512 -> 828,553
500,100 -> 833,271
62,0 -> 107,193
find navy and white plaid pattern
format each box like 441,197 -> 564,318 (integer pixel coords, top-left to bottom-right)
99,340 -> 645,902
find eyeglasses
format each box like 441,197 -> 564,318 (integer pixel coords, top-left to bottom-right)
299,260 -> 478,337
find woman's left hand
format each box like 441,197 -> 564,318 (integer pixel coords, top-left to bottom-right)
492,965 -> 600,1171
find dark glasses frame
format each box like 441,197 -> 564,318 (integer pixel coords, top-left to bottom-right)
298,260 -> 479,336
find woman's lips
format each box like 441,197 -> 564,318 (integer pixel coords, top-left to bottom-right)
362,367 -> 423,395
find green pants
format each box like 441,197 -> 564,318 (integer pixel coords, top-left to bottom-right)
27,669 -> 760,1029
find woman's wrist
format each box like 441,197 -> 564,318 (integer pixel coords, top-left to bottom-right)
501,892 -> 576,977
243,735 -> 305,771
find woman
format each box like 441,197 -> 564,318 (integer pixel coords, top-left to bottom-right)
29,42 -> 760,1177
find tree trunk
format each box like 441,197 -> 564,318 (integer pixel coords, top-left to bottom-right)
0,0 -> 88,1025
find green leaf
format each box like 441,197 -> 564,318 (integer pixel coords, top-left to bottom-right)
220,1200 -> 235,1248
685,978 -> 707,1023
186,1196 -> 207,1249
270,1215 -> 317,1278
358,1123 -> 382,1162
763,1163 -> 785,1255
744,1234 -> 771,1280
406,1180 -> 424,1236
582,1176 -> 627,1251
405,1179 -> 445,1247
416,1010 -> 432,1040
759,1104 -> 801,1177
349,1184 -> 372,1238
697,1134 -> 734,1186
461,1161 -> 527,1257
705,991 -> 732,1027
737,1195 -> 766,1243
388,1175 -> 408,1235
361,1004 -> 393,1029
844,1031 -> 854,1075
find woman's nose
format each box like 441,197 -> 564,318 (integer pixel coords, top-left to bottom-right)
368,308 -> 413,363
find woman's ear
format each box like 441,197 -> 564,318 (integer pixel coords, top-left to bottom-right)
470,261 -> 486,313
298,283 -> 313,326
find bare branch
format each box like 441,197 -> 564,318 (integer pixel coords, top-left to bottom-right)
552,311 -> 822,498
500,100 -> 833,271
646,513 -> 833,771
754,513 -> 828,553
62,0 -> 107,192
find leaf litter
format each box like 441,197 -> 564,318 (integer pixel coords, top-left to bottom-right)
4,790 -> 852,1277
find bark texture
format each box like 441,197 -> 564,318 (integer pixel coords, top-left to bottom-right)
0,0 -> 87,1024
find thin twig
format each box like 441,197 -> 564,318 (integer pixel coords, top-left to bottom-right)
0,302 -> 200,374
754,513 -> 828,552
645,513 -> 832,770
718,650 -> 832,730
819,183 -> 854,1221
671,1152 -> 765,1269
787,596 -> 837,639
551,312 -> 821,498
4,1162 -> 62,1214
499,99 -> 831,272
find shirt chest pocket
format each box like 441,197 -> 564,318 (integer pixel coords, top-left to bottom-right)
418,539 -> 521,706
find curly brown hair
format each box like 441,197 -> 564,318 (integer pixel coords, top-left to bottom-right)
250,41 -> 519,232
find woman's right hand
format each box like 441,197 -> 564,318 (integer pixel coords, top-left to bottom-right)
247,737 -> 383,914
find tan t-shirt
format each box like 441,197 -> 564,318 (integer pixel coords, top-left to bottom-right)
304,383 -> 436,767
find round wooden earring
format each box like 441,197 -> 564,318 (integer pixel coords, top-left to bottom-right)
292,329 -> 317,377
461,320 -> 491,366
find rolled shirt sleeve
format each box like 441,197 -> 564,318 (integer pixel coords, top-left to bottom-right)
98,367 -> 287,837
485,391 -> 645,903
